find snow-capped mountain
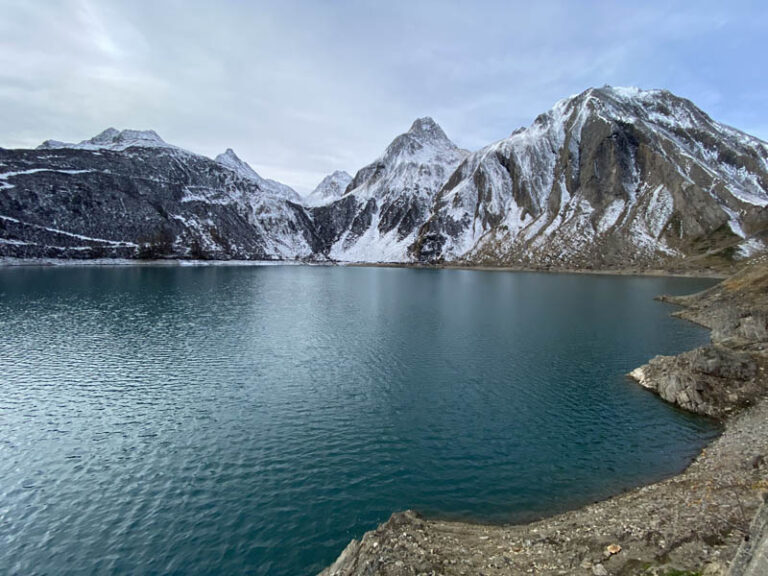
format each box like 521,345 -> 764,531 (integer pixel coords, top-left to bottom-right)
214,148 -> 301,202
38,128 -> 179,152
309,117 -> 469,262
411,86 -> 768,268
303,170 -> 353,206
3,88 -> 767,269
2,129 -> 315,260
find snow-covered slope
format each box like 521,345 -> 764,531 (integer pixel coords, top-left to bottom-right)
411,86 -> 768,267
6,87 -> 768,268
303,170 -> 353,206
214,148 -> 301,202
310,117 -> 469,262
38,128 -> 180,152
3,131 -> 314,260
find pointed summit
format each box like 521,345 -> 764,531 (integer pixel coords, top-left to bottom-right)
304,170 -> 353,206
407,117 -> 447,140
215,148 -> 299,201
312,114 -> 470,262
378,117 -> 463,169
90,127 -> 121,143
215,148 -> 253,176
404,117 -> 455,148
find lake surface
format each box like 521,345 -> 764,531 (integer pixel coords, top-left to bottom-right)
0,265 -> 718,575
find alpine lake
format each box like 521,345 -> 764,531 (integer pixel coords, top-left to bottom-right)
0,264 -> 719,575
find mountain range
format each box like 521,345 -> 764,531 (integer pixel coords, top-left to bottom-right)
2,86 -> 767,270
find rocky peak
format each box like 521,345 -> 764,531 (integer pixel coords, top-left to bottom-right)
215,148 -> 300,201
37,139 -> 68,150
38,128 -> 174,151
217,147 -> 239,160
303,170 -> 353,206
407,116 -> 449,141
317,170 -> 353,193
85,128 -> 169,149
539,85 -> 725,138
89,127 -> 122,143
379,117 -> 463,169
215,148 -> 254,175
343,117 -> 467,197
413,85 -> 768,267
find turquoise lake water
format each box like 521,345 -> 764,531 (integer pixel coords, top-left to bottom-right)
0,265 -> 718,575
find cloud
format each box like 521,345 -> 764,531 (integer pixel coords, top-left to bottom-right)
1,0 -> 766,193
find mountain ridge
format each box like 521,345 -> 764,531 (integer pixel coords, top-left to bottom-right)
38,128 -> 179,152
2,86 -> 767,269
303,170 -> 353,206
306,115 -> 469,262
410,86 -> 768,269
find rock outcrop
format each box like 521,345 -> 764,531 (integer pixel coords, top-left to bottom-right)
630,261 -> 768,417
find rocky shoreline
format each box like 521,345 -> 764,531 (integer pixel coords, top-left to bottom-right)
346,261 -> 731,280
321,261 -> 768,576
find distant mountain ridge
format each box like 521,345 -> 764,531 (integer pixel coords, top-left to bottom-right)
214,148 -> 301,202
2,87 -> 767,269
38,128 -> 178,152
303,170 -> 352,206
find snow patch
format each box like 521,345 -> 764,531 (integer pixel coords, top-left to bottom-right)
645,185 -> 674,238
736,238 -> 766,259
598,200 -> 625,234
0,215 -> 137,246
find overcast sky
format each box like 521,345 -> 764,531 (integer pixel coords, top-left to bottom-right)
1,0 -> 766,193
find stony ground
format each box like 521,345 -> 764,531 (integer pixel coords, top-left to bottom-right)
321,261 -> 768,576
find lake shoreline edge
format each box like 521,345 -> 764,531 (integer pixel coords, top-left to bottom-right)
320,262 -> 768,576
0,256 -> 730,280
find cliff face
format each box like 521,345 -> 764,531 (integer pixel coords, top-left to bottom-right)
410,87 -> 768,268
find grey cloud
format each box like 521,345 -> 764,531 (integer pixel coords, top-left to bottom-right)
1,0 -> 766,193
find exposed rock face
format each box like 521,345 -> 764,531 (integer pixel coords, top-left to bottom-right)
308,117 -> 469,262
0,133 -> 315,260
410,87 -> 768,268
304,170 -> 353,206
630,346 -> 760,418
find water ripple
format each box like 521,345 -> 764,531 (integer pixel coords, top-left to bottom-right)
0,266 -> 718,575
